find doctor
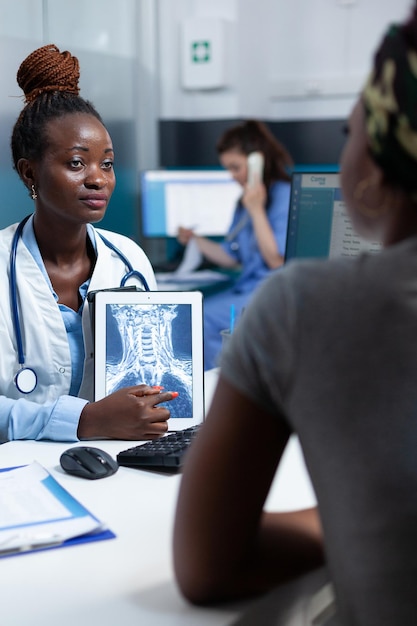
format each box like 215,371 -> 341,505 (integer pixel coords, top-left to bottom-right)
0,44 -> 177,443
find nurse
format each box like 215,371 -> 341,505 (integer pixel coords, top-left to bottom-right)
177,120 -> 293,370
0,44 -> 177,443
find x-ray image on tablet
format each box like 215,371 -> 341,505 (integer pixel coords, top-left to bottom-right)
106,302 -> 192,414
93,290 -> 204,429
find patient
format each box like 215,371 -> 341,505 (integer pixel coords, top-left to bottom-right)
174,7 -> 417,625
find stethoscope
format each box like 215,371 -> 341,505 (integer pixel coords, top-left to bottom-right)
10,215 -> 150,394
226,212 -> 250,251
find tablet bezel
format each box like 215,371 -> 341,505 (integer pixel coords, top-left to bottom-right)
93,290 -> 204,430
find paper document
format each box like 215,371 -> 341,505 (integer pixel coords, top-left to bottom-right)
0,462 -> 109,556
175,238 -> 202,274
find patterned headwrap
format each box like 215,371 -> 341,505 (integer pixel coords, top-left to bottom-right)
363,13 -> 417,193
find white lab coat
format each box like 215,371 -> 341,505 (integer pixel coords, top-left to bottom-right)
0,222 -> 156,406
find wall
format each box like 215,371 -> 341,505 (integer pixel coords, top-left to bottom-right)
157,0 -> 413,122
0,0 -> 140,239
156,0 -> 413,167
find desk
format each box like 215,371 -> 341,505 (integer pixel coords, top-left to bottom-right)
155,270 -> 234,294
0,370 -> 327,626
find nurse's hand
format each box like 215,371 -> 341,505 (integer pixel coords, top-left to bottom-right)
242,180 -> 267,218
77,385 -> 178,440
177,227 -> 195,246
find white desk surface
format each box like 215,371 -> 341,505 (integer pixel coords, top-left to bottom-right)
0,369 -> 324,626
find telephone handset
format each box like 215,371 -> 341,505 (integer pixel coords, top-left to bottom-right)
247,151 -> 264,187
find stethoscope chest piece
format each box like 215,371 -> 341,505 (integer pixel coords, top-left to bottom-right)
15,367 -> 37,394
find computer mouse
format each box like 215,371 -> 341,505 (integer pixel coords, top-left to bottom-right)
60,446 -> 119,480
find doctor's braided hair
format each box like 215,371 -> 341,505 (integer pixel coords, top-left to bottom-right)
11,44 -> 103,173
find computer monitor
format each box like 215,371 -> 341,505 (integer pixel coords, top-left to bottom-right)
285,171 -> 382,262
140,169 -> 242,238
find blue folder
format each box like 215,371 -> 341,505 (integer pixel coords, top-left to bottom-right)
0,465 -> 116,558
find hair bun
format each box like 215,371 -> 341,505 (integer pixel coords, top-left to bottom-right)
17,43 -> 80,104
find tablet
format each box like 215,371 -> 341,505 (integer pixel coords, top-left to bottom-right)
93,290 -> 204,429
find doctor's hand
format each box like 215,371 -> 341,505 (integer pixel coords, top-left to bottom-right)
77,385 -> 178,440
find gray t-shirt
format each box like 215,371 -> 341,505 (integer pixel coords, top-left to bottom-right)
221,236 -> 417,626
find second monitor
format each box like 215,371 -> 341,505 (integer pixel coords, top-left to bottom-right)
285,171 -> 382,262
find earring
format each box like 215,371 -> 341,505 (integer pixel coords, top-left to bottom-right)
31,184 -> 37,200
353,177 -> 391,218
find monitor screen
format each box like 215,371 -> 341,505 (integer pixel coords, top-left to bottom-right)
140,169 -> 242,238
285,172 -> 382,262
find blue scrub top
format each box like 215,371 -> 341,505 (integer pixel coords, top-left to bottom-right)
220,180 -> 291,294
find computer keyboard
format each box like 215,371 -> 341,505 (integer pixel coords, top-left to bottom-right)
116,426 -> 200,470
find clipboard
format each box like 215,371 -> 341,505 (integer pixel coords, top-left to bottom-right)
0,463 -> 115,558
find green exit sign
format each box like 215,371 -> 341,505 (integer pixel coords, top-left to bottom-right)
191,40 -> 211,63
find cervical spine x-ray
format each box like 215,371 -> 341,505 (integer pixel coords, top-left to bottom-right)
105,303 -> 192,418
